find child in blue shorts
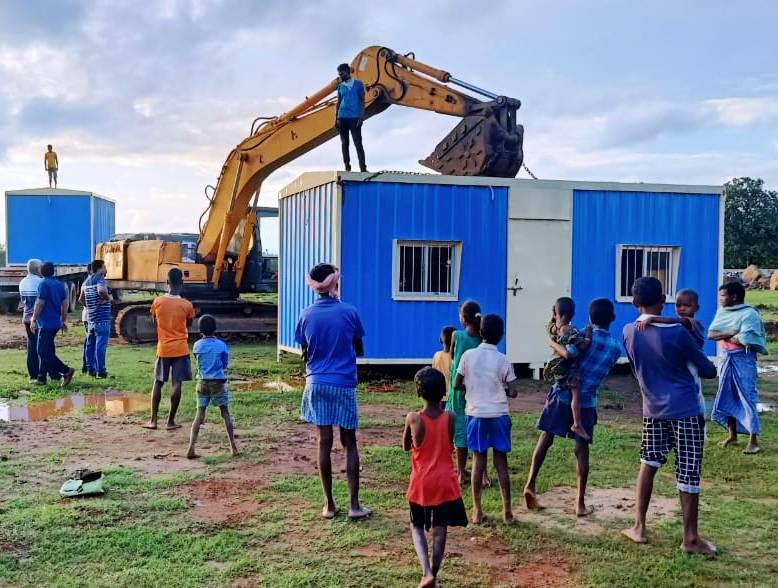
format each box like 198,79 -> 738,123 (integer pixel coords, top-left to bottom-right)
454,314 -> 518,524
186,315 -> 239,459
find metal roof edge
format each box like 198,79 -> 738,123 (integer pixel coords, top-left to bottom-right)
277,171 -> 723,198
5,188 -> 116,202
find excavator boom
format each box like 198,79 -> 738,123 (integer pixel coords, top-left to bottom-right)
198,46 -> 524,288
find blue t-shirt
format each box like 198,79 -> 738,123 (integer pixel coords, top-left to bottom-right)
623,318 -> 717,419
193,337 -> 230,380
336,79 -> 365,119
19,273 -> 43,323
555,327 -> 621,409
295,297 -> 365,388
84,274 -> 112,324
36,277 -> 67,330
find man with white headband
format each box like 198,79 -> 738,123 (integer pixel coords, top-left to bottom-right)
295,263 -> 371,521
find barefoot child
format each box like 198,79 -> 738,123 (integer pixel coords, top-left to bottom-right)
636,289 -> 704,347
187,315 -> 239,458
448,301 -> 486,486
432,326 -> 456,405
709,282 -> 768,454
622,277 -> 718,555
144,268 -> 195,430
454,314 -> 519,524
404,367 -> 468,588
544,297 -> 592,440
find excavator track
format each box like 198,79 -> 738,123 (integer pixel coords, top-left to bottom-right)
113,300 -> 277,344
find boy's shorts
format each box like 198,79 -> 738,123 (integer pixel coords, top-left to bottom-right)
154,355 -> 192,383
537,388 -> 597,444
409,498 -> 468,531
640,415 -> 705,494
446,389 -> 468,449
197,379 -> 229,408
466,415 -> 512,453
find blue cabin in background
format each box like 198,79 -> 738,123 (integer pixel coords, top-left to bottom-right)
278,172 -> 723,366
5,188 -> 115,265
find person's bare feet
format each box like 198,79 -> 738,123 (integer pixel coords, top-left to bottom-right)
186,451 -> 199,459
680,537 -> 718,556
743,443 -> 761,455
576,504 -> 595,517
471,509 -> 484,525
230,446 -> 240,457
523,487 -> 543,510
622,525 -> 648,544
719,436 -> 738,448
571,423 -> 590,441
166,423 -> 182,431
503,510 -> 516,524
348,506 -> 372,520
142,422 -> 158,430
419,575 -> 436,588
482,473 -> 492,489
322,506 -> 339,519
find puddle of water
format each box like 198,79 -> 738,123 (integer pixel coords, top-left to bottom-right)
757,364 -> 778,374
230,380 -> 295,392
0,390 -> 148,423
757,402 -> 775,414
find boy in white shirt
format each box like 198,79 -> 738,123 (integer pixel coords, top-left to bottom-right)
454,314 -> 519,525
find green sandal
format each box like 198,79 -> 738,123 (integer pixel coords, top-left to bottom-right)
60,470 -> 105,498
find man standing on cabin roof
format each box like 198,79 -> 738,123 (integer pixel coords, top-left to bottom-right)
335,63 -> 367,173
44,145 -> 58,188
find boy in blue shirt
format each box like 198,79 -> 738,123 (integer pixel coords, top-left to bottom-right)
622,277 -> 718,555
336,63 -> 367,172
186,315 -> 238,459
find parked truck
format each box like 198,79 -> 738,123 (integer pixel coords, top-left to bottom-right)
0,188 -> 116,313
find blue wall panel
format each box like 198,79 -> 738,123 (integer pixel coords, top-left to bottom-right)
571,190 -> 721,355
340,181 -> 508,360
7,195 -> 91,264
279,183 -> 335,350
93,197 -> 116,256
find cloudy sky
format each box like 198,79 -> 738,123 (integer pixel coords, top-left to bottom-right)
1,0 -> 777,253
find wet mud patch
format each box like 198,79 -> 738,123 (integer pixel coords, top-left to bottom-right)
521,486 -> 677,536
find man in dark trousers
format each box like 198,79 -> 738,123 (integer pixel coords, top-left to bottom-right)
31,262 -> 75,387
622,277 -> 718,555
335,63 -> 367,172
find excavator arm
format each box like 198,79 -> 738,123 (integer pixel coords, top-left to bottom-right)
198,46 -> 524,288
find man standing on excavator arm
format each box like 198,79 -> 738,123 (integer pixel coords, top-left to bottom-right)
335,63 -> 367,172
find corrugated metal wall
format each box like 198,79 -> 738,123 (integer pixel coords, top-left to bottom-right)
279,182 -> 336,350
340,181 -> 508,361
571,190 -> 721,355
93,197 -> 116,256
6,194 -> 92,264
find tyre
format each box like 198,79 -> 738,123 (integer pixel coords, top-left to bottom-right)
67,281 -> 77,312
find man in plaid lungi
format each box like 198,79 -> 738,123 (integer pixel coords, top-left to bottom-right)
623,277 -> 718,556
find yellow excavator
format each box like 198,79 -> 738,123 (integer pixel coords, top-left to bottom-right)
98,46 -> 524,342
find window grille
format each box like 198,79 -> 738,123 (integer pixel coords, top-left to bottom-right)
617,245 -> 680,301
394,241 -> 461,300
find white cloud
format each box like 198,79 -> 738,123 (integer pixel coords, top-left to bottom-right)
0,44 -> 89,105
702,97 -> 778,127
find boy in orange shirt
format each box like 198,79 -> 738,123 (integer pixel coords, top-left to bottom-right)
143,268 -> 196,430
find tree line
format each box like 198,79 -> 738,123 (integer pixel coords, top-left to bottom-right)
724,177 -> 778,269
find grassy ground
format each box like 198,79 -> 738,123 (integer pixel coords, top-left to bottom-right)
746,289 -> 778,322
1,342 -> 778,587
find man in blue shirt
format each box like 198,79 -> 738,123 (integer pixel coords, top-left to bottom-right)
295,262 -> 370,520
336,63 -> 367,172
18,258 -> 43,382
30,262 -> 75,387
622,277 -> 717,555
524,298 -> 622,517
82,259 -> 112,378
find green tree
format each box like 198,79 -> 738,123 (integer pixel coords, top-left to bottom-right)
724,177 -> 778,268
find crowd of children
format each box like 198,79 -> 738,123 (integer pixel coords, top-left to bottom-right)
140,265 -> 768,587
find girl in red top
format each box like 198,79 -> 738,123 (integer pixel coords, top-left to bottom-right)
403,367 -> 468,588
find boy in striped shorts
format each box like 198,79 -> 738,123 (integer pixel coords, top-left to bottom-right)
622,277 -> 718,555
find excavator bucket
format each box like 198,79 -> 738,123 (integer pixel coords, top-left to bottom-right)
419,99 -> 524,178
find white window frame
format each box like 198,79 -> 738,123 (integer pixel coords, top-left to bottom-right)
392,240 -> 462,301
615,244 -> 681,303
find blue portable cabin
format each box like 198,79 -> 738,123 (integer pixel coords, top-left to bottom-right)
278,172 -> 723,367
4,188 -> 116,265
